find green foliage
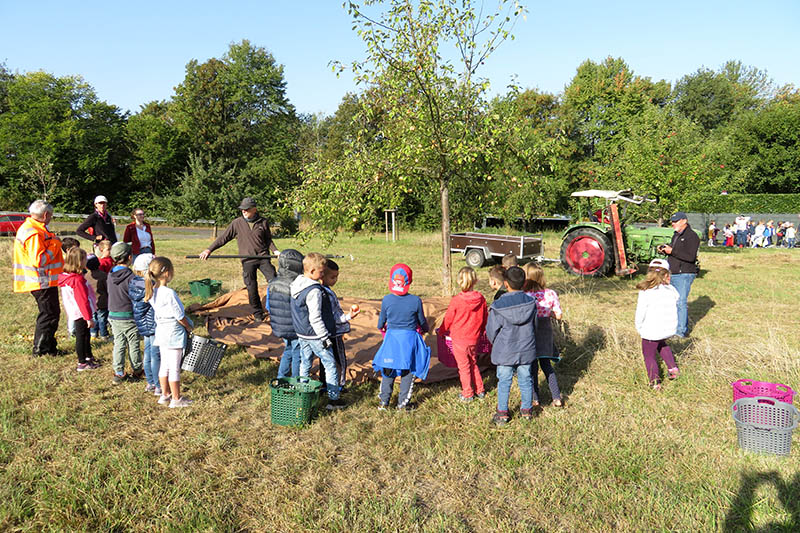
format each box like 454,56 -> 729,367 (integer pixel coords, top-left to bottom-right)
686,193 -> 800,213
0,70 -> 128,211
724,99 -> 800,193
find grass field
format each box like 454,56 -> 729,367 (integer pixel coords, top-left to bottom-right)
1,231 -> 799,532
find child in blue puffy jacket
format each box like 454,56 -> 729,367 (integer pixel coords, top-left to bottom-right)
129,253 -> 161,395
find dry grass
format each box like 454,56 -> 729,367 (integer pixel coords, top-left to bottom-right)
0,231 -> 798,532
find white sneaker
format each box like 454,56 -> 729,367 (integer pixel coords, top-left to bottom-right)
157,394 -> 172,405
169,396 -> 193,408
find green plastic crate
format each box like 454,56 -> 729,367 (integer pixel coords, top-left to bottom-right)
188,278 -> 222,299
270,377 -> 323,427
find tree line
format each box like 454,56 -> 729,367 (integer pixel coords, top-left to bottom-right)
1,35 -> 798,232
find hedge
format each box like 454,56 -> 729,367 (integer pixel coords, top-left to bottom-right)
686,194 -> 800,213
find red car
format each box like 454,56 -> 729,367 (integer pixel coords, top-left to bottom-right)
0,213 -> 28,236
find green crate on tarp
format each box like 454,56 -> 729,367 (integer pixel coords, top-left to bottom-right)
188,278 -> 222,299
270,377 -> 324,427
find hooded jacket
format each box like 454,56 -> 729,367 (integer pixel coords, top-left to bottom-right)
266,249 -> 304,339
635,284 -> 679,341
290,274 -> 335,340
440,290 -> 487,344
128,275 -> 156,336
485,291 -> 537,366
57,272 -> 96,322
108,266 -> 135,320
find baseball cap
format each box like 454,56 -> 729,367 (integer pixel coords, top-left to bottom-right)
649,258 -> 669,270
132,253 -> 155,272
388,263 -> 413,295
238,197 -> 257,210
669,211 -> 687,222
110,241 -> 132,261
94,195 -> 108,204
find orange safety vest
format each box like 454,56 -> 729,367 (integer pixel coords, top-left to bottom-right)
13,217 -> 63,293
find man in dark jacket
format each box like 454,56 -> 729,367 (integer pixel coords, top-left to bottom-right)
485,266 -> 537,426
660,211 -> 700,338
198,197 -> 279,321
265,249 -> 304,378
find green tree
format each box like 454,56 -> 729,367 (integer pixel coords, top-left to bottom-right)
0,70 -> 128,210
170,40 -> 299,222
299,0 -> 524,293
126,100 -> 189,204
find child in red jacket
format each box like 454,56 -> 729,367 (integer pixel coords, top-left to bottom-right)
58,247 -> 100,371
440,266 -> 488,401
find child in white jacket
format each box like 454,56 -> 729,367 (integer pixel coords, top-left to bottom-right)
635,259 -> 681,390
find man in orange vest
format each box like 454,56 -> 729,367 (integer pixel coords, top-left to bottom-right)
13,200 -> 64,356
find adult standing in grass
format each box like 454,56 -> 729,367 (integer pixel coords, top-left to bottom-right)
659,211 -> 700,338
13,200 -> 64,357
76,195 -> 117,248
122,208 -> 156,257
198,197 -> 279,321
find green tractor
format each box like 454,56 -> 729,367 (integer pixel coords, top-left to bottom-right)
560,189 -> 677,277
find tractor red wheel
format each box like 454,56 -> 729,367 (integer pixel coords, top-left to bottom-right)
560,227 -> 614,277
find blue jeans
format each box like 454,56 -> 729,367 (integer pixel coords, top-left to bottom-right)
786,238 -> 795,248
670,273 -> 696,337
143,334 -> 161,387
496,364 -> 533,412
735,230 -> 747,247
278,338 -> 301,378
90,309 -> 109,337
298,338 -> 341,400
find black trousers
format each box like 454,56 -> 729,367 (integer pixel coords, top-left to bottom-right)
32,287 -> 60,355
74,318 -> 93,363
241,259 -> 276,319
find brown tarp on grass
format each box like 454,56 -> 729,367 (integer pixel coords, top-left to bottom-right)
187,287 -> 493,384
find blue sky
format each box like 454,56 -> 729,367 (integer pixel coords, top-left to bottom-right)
2,1 -> 798,116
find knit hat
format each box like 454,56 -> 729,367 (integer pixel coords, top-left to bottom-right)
132,253 -> 155,273
389,263 -> 413,295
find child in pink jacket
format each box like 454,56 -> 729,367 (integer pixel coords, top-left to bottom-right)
58,247 -> 100,371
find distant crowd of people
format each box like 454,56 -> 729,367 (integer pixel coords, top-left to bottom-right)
707,216 -> 797,248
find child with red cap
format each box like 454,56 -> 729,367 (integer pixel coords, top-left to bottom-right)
372,263 -> 430,410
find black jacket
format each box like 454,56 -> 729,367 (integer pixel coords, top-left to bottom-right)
208,214 -> 276,261
668,224 -> 700,274
77,211 -> 117,243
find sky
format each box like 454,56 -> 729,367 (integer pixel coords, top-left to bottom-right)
2,1 -> 799,117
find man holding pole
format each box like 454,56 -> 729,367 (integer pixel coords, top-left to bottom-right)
198,197 -> 279,321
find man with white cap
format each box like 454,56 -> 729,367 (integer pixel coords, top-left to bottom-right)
77,195 -> 117,245
198,197 -> 279,321
658,211 -> 700,338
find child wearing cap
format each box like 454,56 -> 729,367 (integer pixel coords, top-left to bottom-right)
107,241 -> 144,385
129,253 -> 161,394
372,263 -> 430,411
634,258 -> 681,390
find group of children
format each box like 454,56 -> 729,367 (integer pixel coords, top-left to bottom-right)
57,237 -> 193,408
53,239 -> 682,418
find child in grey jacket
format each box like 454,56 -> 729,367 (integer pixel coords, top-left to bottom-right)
485,267 -> 537,426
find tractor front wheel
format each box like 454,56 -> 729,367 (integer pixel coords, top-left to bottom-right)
560,228 -> 614,277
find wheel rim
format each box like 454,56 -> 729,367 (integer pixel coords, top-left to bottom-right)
565,235 -> 605,274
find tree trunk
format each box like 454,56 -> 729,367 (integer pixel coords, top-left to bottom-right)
440,175 -> 451,297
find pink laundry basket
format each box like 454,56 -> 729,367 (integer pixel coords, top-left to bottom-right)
732,379 -> 795,405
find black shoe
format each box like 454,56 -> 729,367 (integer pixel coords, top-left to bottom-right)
129,369 -> 145,381
326,398 -> 346,410
46,349 -> 69,357
491,412 -> 510,427
396,402 -> 417,412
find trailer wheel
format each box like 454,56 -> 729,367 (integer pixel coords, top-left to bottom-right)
465,249 -> 486,268
560,228 -> 614,277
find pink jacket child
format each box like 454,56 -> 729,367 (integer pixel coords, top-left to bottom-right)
58,271 -> 99,370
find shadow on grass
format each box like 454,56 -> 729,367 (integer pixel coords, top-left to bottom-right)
689,294 -> 715,332
723,470 -> 800,532
550,323 -> 606,402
